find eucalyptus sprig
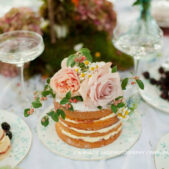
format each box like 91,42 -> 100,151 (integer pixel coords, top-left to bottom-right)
41,91 -> 77,127
121,76 -> 144,90
66,48 -> 93,67
111,96 -> 125,113
24,78 -> 55,117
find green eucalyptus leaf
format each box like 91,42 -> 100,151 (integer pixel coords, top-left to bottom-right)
47,78 -> 50,84
68,103 -> 74,111
111,104 -> 117,113
57,109 -> 66,119
32,101 -> 42,108
117,102 -> 125,108
136,79 -> 144,89
97,106 -> 102,110
66,91 -> 71,99
24,108 -> 30,117
79,48 -> 93,62
112,65 -> 117,73
41,116 -> 49,127
60,97 -> 69,105
49,88 -> 55,98
47,111 -> 55,117
121,78 -> 129,90
67,54 -> 77,67
41,90 -> 50,97
44,84 -> 49,90
115,96 -> 123,100
72,96 -> 83,101
51,112 -> 59,122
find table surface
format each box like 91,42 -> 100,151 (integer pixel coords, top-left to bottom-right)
0,0 -> 169,169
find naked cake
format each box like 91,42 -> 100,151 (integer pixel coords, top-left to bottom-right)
25,48 -> 143,149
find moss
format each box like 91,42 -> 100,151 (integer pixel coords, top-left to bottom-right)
28,29 -> 133,77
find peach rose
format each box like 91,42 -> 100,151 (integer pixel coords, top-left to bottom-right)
50,68 -> 80,98
79,63 -> 123,107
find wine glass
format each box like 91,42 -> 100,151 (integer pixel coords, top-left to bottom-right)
0,30 -> 44,102
113,4 -> 163,75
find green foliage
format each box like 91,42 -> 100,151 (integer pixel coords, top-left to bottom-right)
71,96 -> 83,101
115,96 -> 123,101
121,78 -> 129,90
111,104 -> 117,113
66,91 -> 71,99
32,99 -> 42,108
28,27 -> 133,77
68,103 -> 74,111
67,54 -> 77,67
112,65 -> 117,73
97,106 -> 102,110
24,109 -> 30,117
136,79 -> 144,89
79,48 -> 93,62
60,91 -> 71,105
41,116 -> 49,127
117,102 -> 125,108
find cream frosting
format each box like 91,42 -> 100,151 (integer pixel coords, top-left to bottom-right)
0,128 -> 4,140
0,135 -> 10,153
61,126 -> 122,142
64,112 -> 116,124
55,98 -> 110,112
60,120 -> 121,134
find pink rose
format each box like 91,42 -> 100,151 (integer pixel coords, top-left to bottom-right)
50,68 -> 80,98
79,63 -> 123,107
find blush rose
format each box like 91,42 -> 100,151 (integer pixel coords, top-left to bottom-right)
79,63 -> 123,107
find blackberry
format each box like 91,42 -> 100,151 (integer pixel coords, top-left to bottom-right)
159,67 -> 164,74
1,122 -> 10,131
150,78 -> 157,85
6,131 -> 12,140
160,92 -> 168,100
143,72 -> 150,79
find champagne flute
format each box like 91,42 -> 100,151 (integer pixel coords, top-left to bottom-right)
0,30 -> 44,102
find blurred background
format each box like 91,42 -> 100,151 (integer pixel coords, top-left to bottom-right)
0,0 -> 168,78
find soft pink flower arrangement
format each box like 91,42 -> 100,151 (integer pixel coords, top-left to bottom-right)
50,62 -> 122,108
24,48 -> 144,127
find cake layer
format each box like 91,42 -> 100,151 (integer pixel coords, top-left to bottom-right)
56,120 -> 122,137
56,123 -> 122,148
54,101 -> 113,120
0,136 -> 11,154
60,112 -> 119,130
0,128 -> 4,141
0,146 -> 11,161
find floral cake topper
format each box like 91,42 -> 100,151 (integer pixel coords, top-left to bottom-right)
24,48 -> 144,127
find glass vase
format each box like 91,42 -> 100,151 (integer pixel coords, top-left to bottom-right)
113,0 -> 163,75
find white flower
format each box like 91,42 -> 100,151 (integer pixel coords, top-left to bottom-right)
117,107 -> 130,120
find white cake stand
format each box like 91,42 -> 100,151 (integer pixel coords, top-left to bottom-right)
37,105 -> 142,160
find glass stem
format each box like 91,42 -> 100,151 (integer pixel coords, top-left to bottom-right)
134,58 -> 140,75
18,63 -> 25,96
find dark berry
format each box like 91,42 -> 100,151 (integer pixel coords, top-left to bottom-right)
159,67 -> 164,74
150,78 -> 157,85
143,72 -> 150,79
6,131 -> 12,140
1,122 -> 10,131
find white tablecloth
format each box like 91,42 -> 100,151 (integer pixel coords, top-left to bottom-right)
1,75 -> 169,169
0,0 -> 169,169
